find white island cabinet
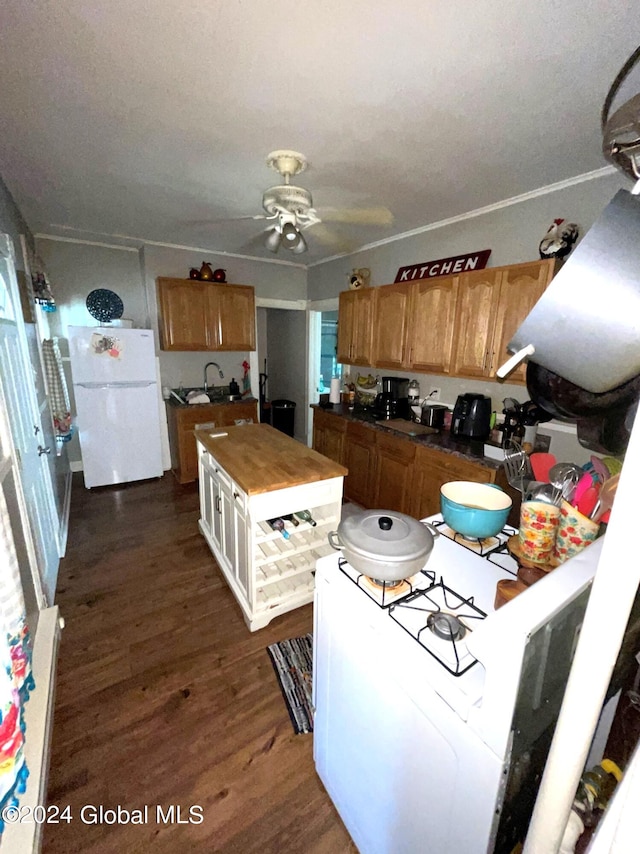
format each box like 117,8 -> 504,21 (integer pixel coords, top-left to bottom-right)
196,423 -> 346,631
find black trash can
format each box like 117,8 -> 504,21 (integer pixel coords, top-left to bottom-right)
271,399 -> 296,437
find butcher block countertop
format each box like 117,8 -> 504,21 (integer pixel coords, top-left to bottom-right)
195,423 -> 348,496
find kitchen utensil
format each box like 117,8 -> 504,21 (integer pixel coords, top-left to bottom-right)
590,473 -> 620,524
553,500 -> 600,564
503,441 -> 534,493
602,456 -> 623,477
530,452 -> 557,482
572,472 -> 594,508
519,501 -> 561,564
548,462 -> 583,502
523,482 -> 563,506
577,485 -> 599,518
590,455 -> 611,483
440,482 -> 512,539
328,509 -> 439,582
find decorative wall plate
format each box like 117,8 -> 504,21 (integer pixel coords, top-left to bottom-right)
86,288 -> 124,322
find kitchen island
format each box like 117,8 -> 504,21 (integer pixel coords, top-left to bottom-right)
195,423 -> 347,631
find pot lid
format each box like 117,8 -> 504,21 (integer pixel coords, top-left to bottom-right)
338,509 -> 434,562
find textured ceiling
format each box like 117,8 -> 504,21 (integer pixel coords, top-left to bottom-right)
1,1 -> 638,265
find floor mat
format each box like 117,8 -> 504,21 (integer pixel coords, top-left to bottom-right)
267,634 -> 314,734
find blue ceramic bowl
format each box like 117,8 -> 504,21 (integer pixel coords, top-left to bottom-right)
440,481 -> 512,539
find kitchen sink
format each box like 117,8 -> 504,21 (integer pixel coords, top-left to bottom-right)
171,386 -> 227,404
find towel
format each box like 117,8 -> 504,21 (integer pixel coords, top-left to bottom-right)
187,391 -> 210,405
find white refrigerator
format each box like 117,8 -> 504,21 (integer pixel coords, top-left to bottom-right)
68,326 -> 164,489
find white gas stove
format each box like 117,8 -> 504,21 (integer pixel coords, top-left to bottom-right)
313,514 -> 604,854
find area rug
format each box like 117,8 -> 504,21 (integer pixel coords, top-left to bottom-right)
267,634 -> 314,734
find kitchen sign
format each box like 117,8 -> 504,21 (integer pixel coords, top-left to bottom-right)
394,249 -> 492,283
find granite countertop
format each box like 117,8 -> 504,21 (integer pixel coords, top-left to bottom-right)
311,403 -> 502,471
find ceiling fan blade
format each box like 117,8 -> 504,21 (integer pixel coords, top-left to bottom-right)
318,207 -> 394,226
307,222 -> 355,253
186,214 -> 269,227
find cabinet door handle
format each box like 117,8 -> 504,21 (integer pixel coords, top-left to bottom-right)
482,350 -> 488,371
215,496 -> 221,513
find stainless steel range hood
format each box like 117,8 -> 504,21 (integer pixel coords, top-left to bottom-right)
501,188 -> 640,393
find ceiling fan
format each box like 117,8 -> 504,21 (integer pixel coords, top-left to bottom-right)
235,150 -> 394,255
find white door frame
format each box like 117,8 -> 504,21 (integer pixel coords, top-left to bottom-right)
0,234 -> 57,605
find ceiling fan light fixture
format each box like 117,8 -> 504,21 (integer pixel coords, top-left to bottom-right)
265,226 -> 282,253
291,231 -> 308,254
282,221 -> 299,243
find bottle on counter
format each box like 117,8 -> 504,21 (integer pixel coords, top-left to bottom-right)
294,510 -> 317,527
229,378 -> 240,396
268,518 -> 290,539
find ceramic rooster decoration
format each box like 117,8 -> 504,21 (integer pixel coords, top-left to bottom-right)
538,219 -> 580,260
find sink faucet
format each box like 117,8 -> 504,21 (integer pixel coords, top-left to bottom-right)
203,361 -> 224,391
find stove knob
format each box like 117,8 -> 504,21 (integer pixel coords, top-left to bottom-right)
378,516 -> 393,530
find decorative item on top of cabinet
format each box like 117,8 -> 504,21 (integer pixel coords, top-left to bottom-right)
336,287 -> 375,366
199,262 -> 214,280
157,277 -> 256,351
348,268 -> 371,289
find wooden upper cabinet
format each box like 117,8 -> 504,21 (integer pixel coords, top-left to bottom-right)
337,288 -> 375,366
157,278 -> 255,352
158,279 -> 210,350
489,259 -> 555,381
208,283 -> 256,351
450,268 -> 503,379
406,275 -> 459,373
372,282 -> 412,369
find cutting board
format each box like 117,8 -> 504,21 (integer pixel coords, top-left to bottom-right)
376,419 -> 439,437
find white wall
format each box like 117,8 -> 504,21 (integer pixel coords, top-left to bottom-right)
35,236 -> 308,463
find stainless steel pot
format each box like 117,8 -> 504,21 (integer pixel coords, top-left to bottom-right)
328,509 -> 439,582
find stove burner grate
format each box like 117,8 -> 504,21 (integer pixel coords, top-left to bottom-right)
389,578 -> 487,676
430,518 -> 517,557
337,557 -> 421,608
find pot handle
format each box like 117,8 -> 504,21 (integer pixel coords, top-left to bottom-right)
422,522 -> 440,540
328,531 -> 344,551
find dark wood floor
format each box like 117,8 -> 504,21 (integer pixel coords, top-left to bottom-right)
43,473 -> 356,854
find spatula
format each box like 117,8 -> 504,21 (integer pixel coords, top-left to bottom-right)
577,485 -> 599,518
572,472 -> 594,509
529,453 -> 557,483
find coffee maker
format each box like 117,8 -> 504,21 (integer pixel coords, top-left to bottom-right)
374,377 -> 410,420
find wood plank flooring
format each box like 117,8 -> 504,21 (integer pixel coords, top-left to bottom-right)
43,473 -> 356,854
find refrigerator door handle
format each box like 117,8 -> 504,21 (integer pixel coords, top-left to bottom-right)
75,381 -> 156,389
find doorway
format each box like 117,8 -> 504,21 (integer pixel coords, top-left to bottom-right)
256,305 -> 308,443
